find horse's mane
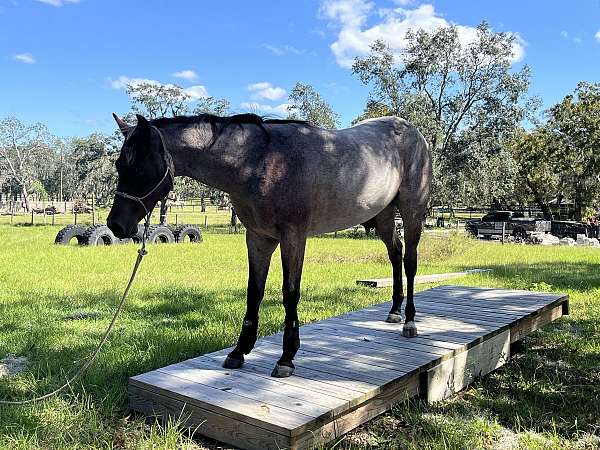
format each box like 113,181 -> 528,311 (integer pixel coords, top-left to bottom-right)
150,113 -> 308,148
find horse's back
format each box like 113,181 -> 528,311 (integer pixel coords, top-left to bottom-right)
263,117 -> 428,235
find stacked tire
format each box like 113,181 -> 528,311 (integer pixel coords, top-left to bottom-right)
54,224 -> 202,246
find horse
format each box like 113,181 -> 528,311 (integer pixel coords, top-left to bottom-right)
107,112 -> 432,378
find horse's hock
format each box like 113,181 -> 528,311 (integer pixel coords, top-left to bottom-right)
128,286 -> 568,450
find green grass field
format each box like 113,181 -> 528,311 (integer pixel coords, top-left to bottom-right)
0,225 -> 598,449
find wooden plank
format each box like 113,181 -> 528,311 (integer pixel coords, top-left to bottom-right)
182,357 -> 348,409
308,321 -> 457,354
357,269 -> 491,288
510,303 -> 564,343
426,329 -> 510,403
261,333 -> 435,370
129,384 -> 289,450
204,352 -> 377,395
248,343 -> 406,385
292,371 -> 421,449
156,364 -> 333,419
131,371 -> 309,435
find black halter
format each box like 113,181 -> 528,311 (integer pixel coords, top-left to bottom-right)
115,125 -> 175,216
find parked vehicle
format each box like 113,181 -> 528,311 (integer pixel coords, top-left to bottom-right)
551,221 -> 600,239
465,211 -> 551,240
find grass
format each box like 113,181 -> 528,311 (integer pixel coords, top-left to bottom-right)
0,225 -> 598,449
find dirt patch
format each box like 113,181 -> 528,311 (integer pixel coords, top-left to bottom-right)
0,355 -> 28,378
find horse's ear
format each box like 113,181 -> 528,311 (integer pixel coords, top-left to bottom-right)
112,113 -> 130,136
136,114 -> 151,129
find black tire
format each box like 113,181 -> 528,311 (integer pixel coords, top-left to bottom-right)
129,224 -> 146,244
146,225 -> 175,244
83,225 -> 118,246
55,225 -> 87,245
173,224 -> 203,243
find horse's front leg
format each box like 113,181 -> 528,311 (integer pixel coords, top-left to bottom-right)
271,227 -> 307,378
223,230 -> 278,369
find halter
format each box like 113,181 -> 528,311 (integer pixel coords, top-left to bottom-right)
115,125 -> 175,217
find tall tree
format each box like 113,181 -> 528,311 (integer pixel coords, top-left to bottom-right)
287,82 -> 340,128
352,22 -> 532,205
547,82 -> 600,221
193,96 -> 231,116
126,82 -> 190,119
0,117 -> 53,211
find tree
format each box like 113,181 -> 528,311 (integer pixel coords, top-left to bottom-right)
547,82 -> 600,221
194,96 -> 231,116
509,128 -> 560,219
0,117 -> 53,211
126,82 -> 190,119
287,82 -> 340,128
352,22 -> 533,205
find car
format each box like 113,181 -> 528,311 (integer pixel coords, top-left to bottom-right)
466,211 -> 551,240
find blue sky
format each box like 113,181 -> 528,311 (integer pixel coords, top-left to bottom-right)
1,0 -> 599,137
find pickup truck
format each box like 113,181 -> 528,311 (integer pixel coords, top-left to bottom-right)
465,211 -> 551,240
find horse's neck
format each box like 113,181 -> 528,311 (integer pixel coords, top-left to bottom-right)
164,124 -> 259,194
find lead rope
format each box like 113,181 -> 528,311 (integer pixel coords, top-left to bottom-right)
0,212 -> 153,405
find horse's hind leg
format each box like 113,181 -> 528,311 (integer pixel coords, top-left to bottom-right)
374,205 -> 404,323
223,229 -> 278,369
272,226 -> 307,378
397,204 -> 425,338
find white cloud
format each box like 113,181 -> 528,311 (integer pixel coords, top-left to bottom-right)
241,102 -> 290,117
35,0 -> 79,6
248,82 -> 287,101
13,53 -> 36,64
560,30 -> 569,39
263,44 -> 306,56
595,29 -> 600,42
172,69 -> 199,82
108,75 -> 208,100
183,85 -> 208,100
320,1 -> 525,68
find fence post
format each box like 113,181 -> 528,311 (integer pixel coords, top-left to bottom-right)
52,214 -> 55,226
10,214 -> 13,225
204,215 -> 208,229
501,222 -> 506,244
74,212 -> 78,225
31,210 -> 34,225
175,214 -> 178,226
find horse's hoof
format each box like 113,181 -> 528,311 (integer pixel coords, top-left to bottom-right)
271,363 -> 294,378
386,313 -> 403,323
223,355 -> 244,369
402,321 -> 418,338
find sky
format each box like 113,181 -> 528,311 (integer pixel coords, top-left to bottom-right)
1,0 -> 599,138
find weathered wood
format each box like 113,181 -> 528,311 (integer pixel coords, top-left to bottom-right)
129,286 -> 568,450
357,269 -> 491,288
425,329 -> 510,402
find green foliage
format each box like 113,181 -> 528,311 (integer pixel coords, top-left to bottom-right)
352,22 -> 533,206
287,82 -> 341,128
193,96 -> 231,116
126,82 -> 190,119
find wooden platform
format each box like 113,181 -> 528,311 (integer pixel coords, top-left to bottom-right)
129,286 -> 568,450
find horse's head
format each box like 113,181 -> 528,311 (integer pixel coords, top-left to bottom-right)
107,113 -> 173,238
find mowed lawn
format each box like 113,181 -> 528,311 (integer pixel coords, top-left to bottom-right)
0,226 -> 598,449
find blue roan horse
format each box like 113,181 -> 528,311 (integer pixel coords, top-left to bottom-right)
107,112 -> 431,378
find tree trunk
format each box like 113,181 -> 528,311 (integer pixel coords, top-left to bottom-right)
21,183 -> 30,212
201,194 -> 206,212
525,178 -> 553,220
230,208 -> 238,227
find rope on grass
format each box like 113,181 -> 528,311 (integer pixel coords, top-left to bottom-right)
0,214 -> 152,405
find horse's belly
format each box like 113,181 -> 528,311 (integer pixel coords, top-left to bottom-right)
307,167 -> 401,235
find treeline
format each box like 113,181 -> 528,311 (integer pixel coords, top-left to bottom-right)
1,21 -> 599,220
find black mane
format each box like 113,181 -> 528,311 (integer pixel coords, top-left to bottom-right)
149,113 -> 308,148
149,113 -> 307,127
